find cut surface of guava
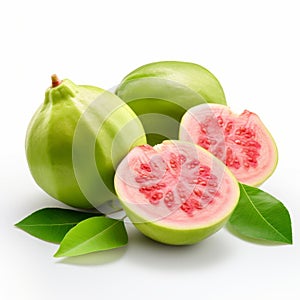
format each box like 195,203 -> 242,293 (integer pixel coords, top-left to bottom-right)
114,140 -> 239,245
179,104 -> 278,186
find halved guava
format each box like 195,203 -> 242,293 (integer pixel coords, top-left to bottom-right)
114,140 -> 239,245
179,104 -> 278,186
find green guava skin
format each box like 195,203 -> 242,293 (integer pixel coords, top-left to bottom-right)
26,78 -> 146,209
116,61 -> 227,145
121,204 -> 236,245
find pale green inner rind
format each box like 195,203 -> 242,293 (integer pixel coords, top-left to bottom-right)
123,205 -> 232,245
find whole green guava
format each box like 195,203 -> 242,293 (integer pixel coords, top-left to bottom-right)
26,75 -> 146,209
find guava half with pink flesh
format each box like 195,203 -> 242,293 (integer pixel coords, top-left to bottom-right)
114,140 -> 239,245
179,104 -> 278,186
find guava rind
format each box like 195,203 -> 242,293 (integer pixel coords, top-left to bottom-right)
116,61 -> 226,145
122,204 -> 234,245
114,140 -> 239,245
26,78 -> 146,209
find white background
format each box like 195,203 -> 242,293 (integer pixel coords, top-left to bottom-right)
1,0 -> 299,299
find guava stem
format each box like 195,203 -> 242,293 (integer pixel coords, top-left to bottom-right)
51,74 -> 61,87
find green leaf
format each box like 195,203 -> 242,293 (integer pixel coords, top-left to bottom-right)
54,216 -> 128,257
15,208 -> 101,243
228,183 -> 293,244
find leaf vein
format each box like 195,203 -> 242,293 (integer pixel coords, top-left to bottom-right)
18,222 -> 78,227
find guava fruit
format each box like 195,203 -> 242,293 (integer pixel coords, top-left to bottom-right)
179,103 -> 278,186
25,75 -> 146,209
114,140 -> 239,245
116,61 -> 226,145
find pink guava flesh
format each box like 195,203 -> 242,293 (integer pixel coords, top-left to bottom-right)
179,104 -> 278,186
114,140 -> 239,245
